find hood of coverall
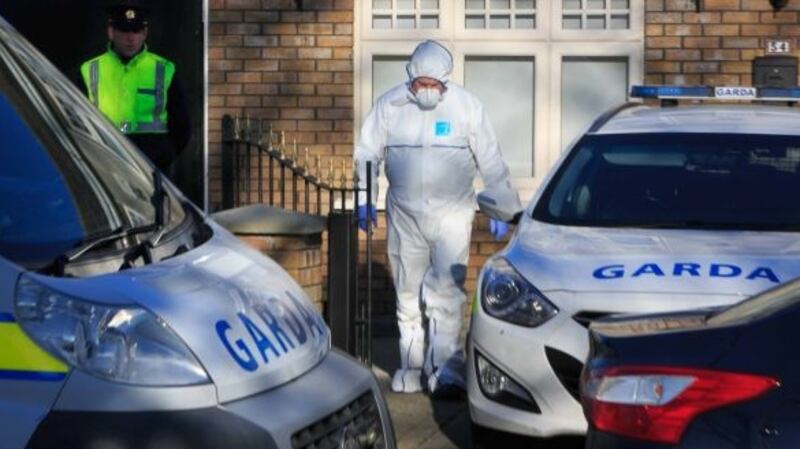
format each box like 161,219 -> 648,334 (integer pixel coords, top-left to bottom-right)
406,40 -> 453,84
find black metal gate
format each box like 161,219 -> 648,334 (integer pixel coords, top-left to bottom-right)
221,115 -> 374,365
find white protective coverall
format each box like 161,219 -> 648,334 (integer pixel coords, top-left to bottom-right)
355,41 -> 516,393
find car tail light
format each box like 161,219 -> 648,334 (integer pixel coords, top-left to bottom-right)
581,366 -> 779,445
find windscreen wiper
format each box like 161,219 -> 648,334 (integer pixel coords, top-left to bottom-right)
67,224 -> 160,262
49,171 -> 170,275
47,223 -> 159,275
146,170 -> 169,247
119,170 -> 175,269
68,170 -> 170,260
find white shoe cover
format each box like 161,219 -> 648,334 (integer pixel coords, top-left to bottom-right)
391,368 -> 423,393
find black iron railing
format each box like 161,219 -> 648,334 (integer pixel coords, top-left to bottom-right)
221,115 -> 374,366
221,115 -> 361,215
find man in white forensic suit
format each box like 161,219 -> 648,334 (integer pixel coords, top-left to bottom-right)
354,40 -> 520,395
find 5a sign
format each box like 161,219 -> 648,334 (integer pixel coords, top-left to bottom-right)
767,40 -> 791,55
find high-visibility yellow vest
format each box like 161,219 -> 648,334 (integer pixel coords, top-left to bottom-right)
81,45 -> 175,134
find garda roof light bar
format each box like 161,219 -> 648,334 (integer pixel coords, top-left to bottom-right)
631,85 -> 800,104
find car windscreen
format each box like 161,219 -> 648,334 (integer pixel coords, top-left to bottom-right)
533,133 -> 800,231
0,21 -> 186,269
0,73 -> 89,267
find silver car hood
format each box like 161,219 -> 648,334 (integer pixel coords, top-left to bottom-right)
507,218 -> 800,298
32,222 -> 329,403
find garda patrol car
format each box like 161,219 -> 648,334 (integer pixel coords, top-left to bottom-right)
468,85 -> 800,441
0,16 -> 394,449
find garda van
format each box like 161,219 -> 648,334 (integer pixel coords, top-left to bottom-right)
0,16 -> 394,449
468,85 -> 800,444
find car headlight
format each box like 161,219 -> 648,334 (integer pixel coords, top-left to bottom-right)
14,276 -> 209,386
480,257 -> 558,327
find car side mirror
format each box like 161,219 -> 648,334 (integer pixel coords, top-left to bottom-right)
477,184 -> 523,224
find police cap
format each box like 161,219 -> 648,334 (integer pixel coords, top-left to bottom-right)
106,1 -> 150,32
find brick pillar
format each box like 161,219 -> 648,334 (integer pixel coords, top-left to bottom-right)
646,0 -> 800,86
238,234 -> 325,311
208,0 -> 355,211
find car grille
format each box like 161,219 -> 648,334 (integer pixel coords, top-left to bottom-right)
291,392 -> 386,449
545,347 -> 584,402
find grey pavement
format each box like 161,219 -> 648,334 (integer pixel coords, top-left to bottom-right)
372,332 -> 470,449
370,322 -> 585,449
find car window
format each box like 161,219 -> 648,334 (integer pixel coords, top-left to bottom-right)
533,133 -> 800,231
0,20 -> 187,269
708,278 -> 800,326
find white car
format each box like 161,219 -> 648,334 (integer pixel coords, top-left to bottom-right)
467,86 -> 800,442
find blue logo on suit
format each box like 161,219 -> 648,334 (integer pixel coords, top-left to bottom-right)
435,121 -> 451,137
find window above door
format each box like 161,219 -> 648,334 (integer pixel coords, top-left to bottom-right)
561,0 -> 631,30
362,0 -> 453,40
371,0 -> 442,30
553,0 -> 642,40
362,0 -> 643,41
464,0 -> 538,30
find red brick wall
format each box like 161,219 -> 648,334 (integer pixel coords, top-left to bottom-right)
646,0 -> 800,85
208,0 -> 354,211
239,234 -> 325,311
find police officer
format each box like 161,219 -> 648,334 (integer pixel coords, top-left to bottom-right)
81,1 -> 190,177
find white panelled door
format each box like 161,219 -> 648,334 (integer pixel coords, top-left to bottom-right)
356,0 -> 644,201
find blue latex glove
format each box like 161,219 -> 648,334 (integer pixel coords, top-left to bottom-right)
489,219 -> 509,241
358,205 -> 378,232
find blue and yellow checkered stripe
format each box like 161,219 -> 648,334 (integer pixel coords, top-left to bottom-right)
0,312 -> 68,381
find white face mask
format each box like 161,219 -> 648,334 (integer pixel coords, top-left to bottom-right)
415,88 -> 442,110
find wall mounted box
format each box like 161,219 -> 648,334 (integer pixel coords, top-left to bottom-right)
753,56 -> 798,88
